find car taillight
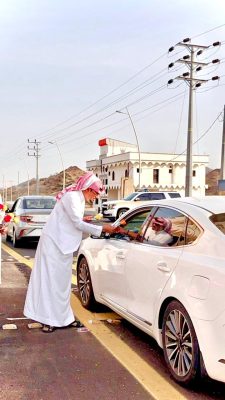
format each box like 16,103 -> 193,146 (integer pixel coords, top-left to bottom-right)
20,216 -> 33,222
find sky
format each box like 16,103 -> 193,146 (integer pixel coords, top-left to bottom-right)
0,0 -> 225,187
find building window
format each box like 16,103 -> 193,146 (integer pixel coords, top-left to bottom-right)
169,168 -> 173,174
153,169 -> 159,184
105,179 -> 108,185
193,170 -> 196,177
108,171 -> 111,176
112,171 -> 115,181
125,169 -> 128,178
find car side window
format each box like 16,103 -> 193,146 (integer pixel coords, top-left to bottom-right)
136,193 -> 150,201
123,210 -> 150,232
112,208 -> 153,241
185,218 -> 201,245
143,207 -> 187,247
150,193 -> 165,200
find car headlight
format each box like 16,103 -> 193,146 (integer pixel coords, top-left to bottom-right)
108,204 -> 116,210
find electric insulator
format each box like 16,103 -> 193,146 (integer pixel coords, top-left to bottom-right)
196,83 -> 201,88
183,55 -> 190,60
197,50 -> 203,56
168,46 -> 174,52
212,76 -> 219,81
168,63 -> 174,69
183,38 -> 190,43
196,66 -> 202,72
183,72 -> 189,77
213,41 -> 221,47
167,79 -> 174,85
212,59 -> 220,64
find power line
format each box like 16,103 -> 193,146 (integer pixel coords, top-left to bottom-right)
192,23 -> 225,39
29,52 -> 168,140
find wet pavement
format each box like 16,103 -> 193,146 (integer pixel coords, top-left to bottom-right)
0,249 -> 152,400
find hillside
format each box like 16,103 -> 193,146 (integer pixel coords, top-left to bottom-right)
5,166 -> 84,202
2,165 -> 223,203
205,168 -> 220,195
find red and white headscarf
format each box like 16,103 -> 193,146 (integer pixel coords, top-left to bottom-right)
152,217 -> 172,234
56,171 -> 104,201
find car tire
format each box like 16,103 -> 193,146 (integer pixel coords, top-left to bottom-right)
117,208 -> 128,219
77,257 -> 97,310
162,300 -> 200,385
12,230 -> 19,248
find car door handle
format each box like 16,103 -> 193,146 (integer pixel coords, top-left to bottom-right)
116,252 -> 126,259
157,261 -> 171,273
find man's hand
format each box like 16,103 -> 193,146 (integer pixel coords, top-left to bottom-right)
83,215 -> 93,222
0,225 -> 8,235
102,224 -> 119,235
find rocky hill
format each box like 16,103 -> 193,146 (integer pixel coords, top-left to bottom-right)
205,168 -> 220,195
4,166 -> 84,202
2,165 -> 224,203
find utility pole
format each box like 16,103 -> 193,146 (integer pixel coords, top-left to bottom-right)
48,141 -> 66,190
168,38 -> 220,196
28,139 -> 41,195
116,108 -> 141,189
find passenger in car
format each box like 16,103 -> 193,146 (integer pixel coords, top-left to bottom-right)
144,217 -> 173,246
116,216 -> 173,246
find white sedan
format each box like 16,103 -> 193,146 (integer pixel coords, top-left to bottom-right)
77,196 -> 225,386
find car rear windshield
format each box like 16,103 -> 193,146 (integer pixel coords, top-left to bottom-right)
23,198 -> 56,209
210,213 -> 225,234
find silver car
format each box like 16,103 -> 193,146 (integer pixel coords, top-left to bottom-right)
6,195 -> 56,247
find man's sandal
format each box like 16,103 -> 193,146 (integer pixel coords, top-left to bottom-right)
42,324 -> 55,333
68,320 -> 84,328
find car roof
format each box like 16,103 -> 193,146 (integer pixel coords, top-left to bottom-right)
19,195 -> 55,199
133,196 -> 225,215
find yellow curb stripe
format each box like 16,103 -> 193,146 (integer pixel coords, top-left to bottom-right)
2,243 -> 77,285
71,295 -> 186,400
2,243 -> 187,400
2,243 -> 33,268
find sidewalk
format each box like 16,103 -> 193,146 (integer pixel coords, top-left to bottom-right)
0,248 -> 151,400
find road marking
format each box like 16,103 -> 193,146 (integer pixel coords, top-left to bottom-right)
1,243 -> 77,285
2,243 -> 187,400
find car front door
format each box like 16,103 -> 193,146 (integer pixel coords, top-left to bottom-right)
124,206 -> 187,330
96,208 -> 152,311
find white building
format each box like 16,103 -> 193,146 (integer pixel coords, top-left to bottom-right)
86,138 -> 209,201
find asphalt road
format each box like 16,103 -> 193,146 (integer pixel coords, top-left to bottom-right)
3,230 -> 225,399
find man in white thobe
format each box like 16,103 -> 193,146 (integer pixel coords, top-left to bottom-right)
24,172 -> 116,332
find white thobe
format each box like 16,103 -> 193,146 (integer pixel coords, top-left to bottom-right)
24,191 -> 102,327
145,227 -> 173,246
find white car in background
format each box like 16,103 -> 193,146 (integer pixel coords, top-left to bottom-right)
77,196 -> 225,385
102,191 -> 181,220
6,195 -> 56,247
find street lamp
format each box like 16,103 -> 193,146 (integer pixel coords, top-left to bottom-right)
116,107 -> 141,189
48,141 -> 66,190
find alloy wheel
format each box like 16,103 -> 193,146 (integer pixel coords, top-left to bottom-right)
164,309 -> 193,377
77,258 -> 96,309
162,300 -> 200,384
